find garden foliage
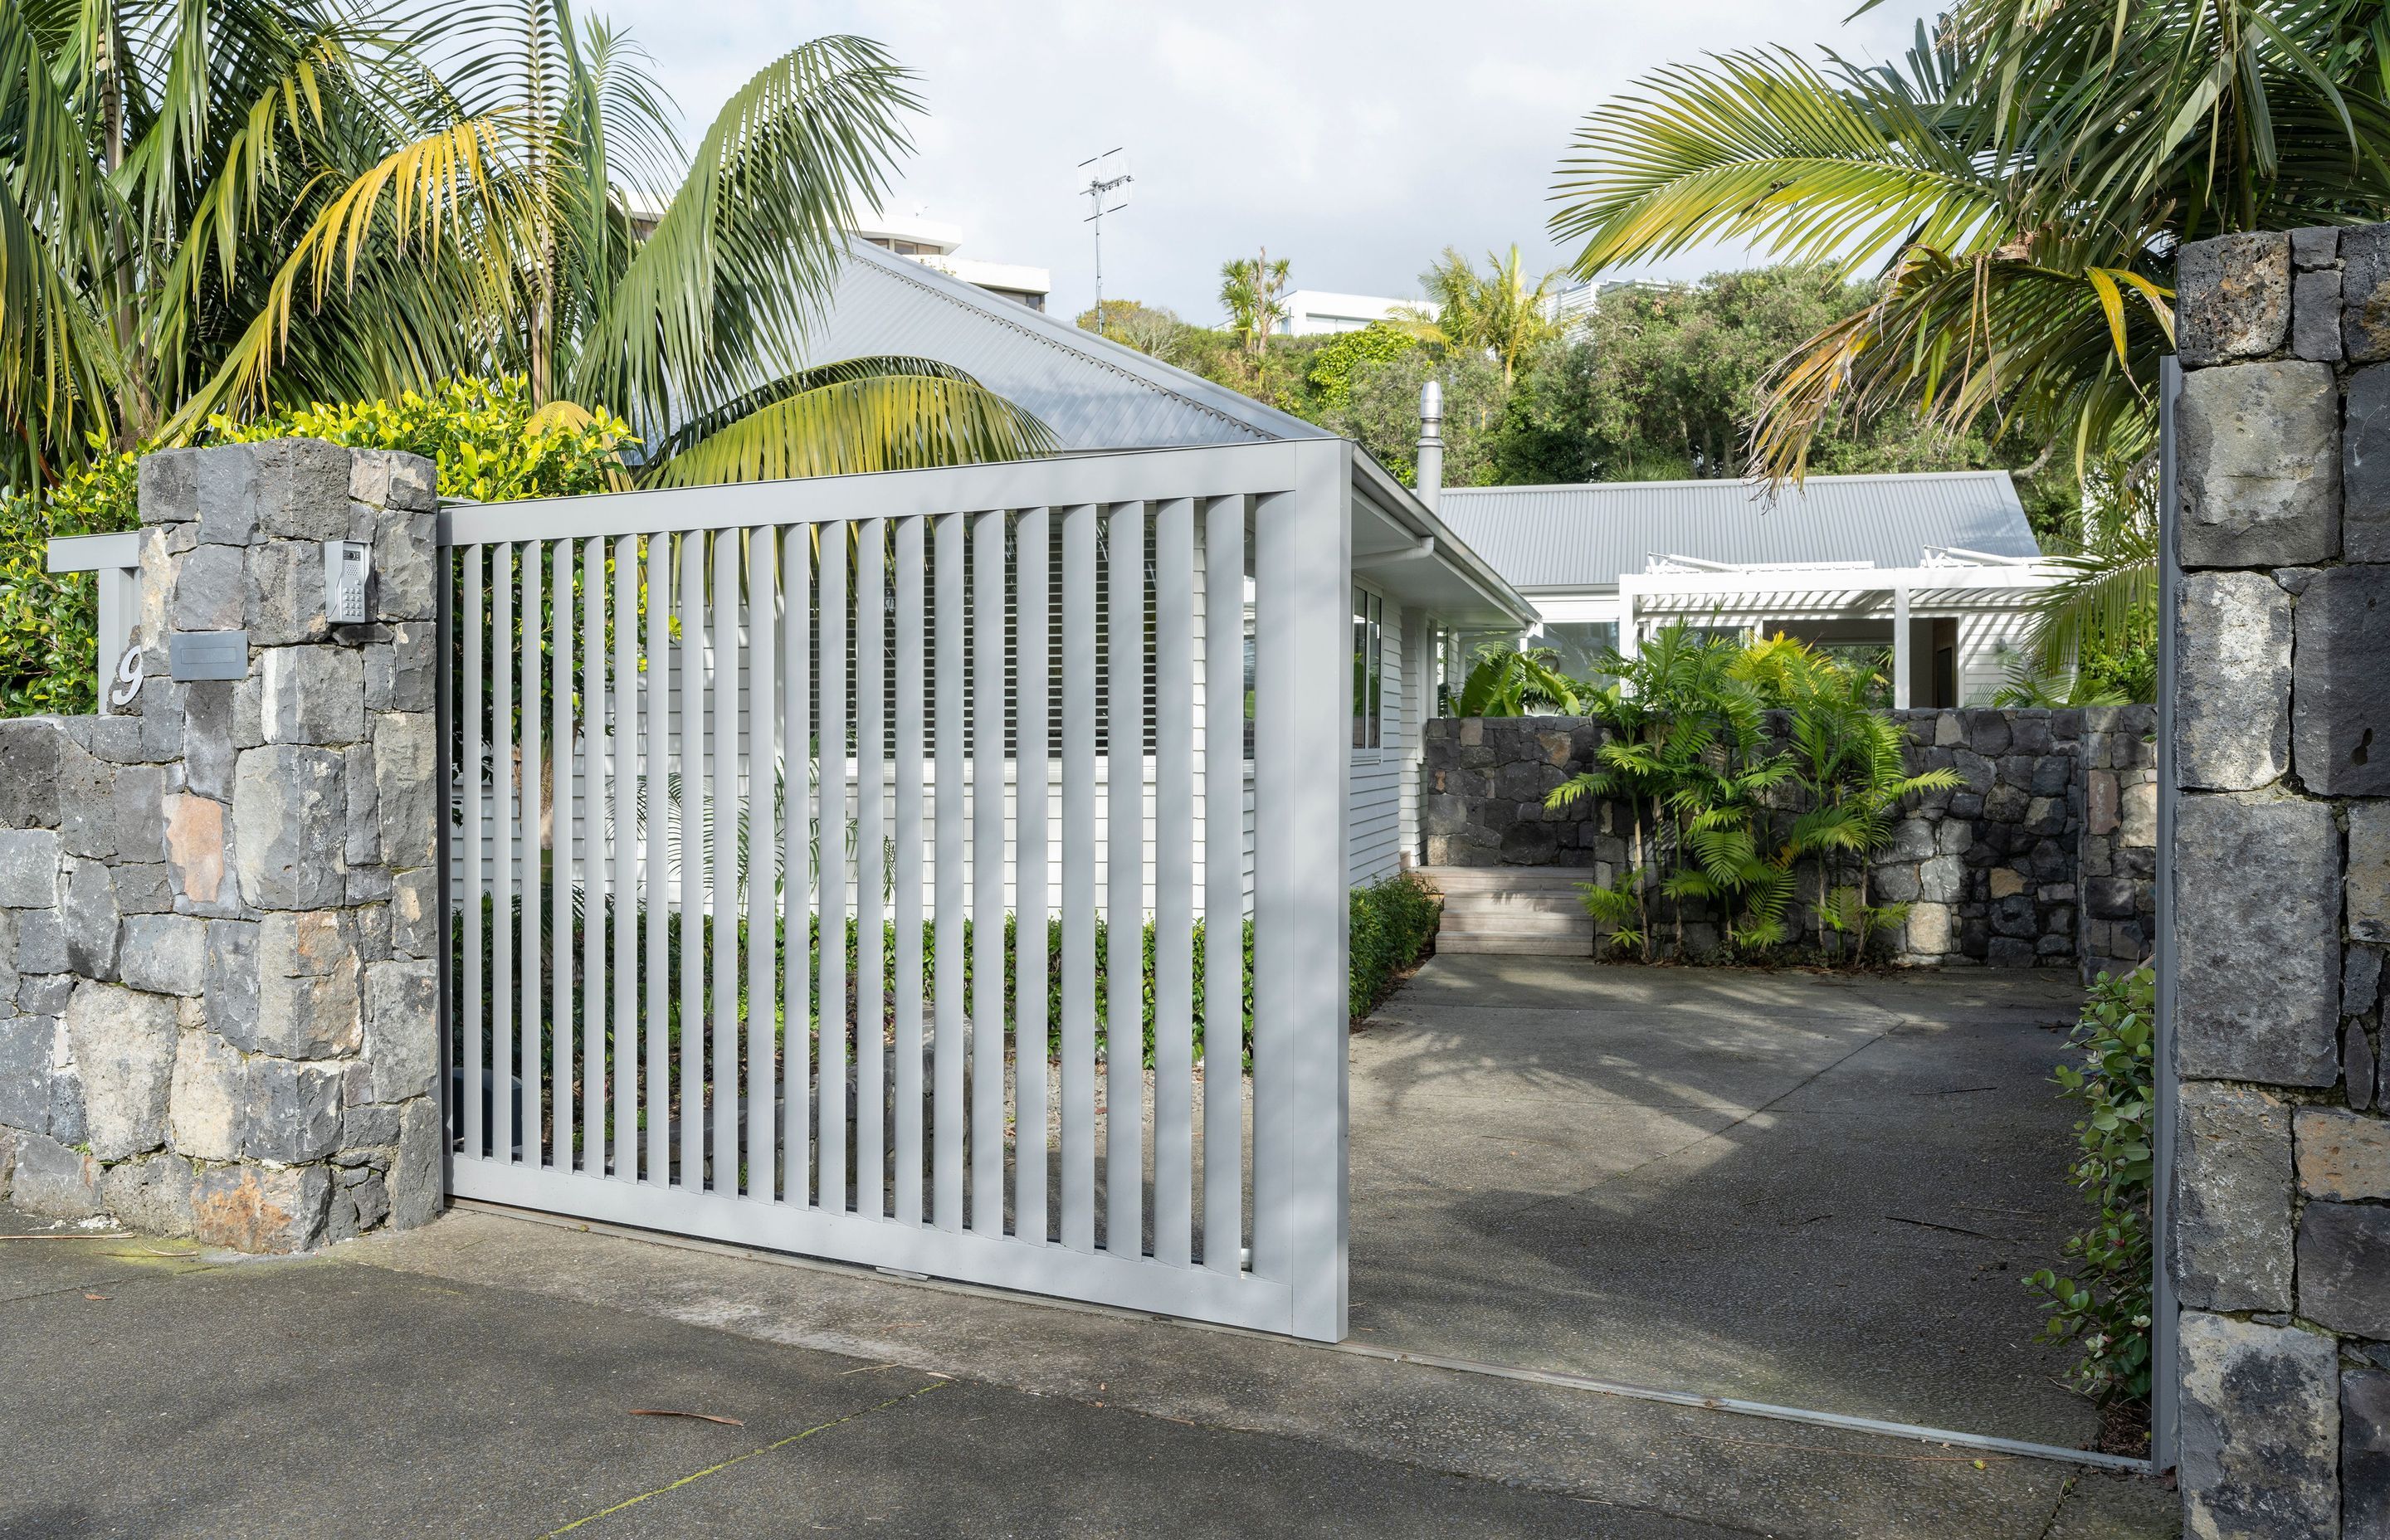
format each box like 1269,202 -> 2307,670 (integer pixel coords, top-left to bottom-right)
2027,964 -> 2156,1407
0,378 -> 632,717
465,872 -> 1440,1097
1529,623 -> 1954,964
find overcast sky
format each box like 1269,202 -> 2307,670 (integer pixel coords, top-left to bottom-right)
589,0 -> 1942,325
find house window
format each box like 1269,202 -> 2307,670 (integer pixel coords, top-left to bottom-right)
1540,621 -> 1619,685
1353,587 -> 1383,749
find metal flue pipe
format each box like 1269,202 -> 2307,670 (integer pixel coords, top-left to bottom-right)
1415,378 -> 1444,514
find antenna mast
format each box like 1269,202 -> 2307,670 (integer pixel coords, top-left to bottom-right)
1078,147 -> 1132,334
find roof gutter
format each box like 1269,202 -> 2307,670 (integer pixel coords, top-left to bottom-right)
1347,450 -> 1537,628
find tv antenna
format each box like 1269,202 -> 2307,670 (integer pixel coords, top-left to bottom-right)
1079,147 -> 1132,335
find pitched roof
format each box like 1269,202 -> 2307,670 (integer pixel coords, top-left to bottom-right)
804,239 -> 1325,450
1435,471 -> 2041,592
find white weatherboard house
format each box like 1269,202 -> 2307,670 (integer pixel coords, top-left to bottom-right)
1434,471 -> 2058,708
797,240 -> 1533,893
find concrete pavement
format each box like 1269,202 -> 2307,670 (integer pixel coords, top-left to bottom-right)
0,1201 -> 2178,1539
1352,957 -> 2102,1445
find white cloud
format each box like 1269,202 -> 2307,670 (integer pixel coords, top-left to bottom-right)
584,0 -> 1941,325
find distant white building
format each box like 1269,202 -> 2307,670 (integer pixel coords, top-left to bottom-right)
1271,290 -> 1431,336
850,210 -> 1052,312
1544,280 -> 1597,335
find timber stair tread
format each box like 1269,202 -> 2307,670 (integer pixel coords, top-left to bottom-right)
1418,866 -> 1598,957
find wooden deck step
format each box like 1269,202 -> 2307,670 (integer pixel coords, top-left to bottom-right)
1417,867 -> 1598,957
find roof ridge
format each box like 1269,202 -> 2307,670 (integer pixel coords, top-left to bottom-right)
849,246 -> 1277,444
1441,469 -> 2011,495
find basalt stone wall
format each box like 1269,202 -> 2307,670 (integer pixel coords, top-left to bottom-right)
0,441 -> 441,1254
1419,705 -> 2157,975
2168,226 -> 2390,1537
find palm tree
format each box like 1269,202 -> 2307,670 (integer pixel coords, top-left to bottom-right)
1218,248 -> 1290,360
0,1 -> 1050,490
1402,245 -> 1558,386
194,7 -> 1053,483
1549,2 -> 2390,484
1783,660 -> 1959,960
1454,643 -> 1582,716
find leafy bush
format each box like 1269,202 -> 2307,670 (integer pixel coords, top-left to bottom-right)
212,378 -> 634,504
1349,872 -> 1441,1020
0,377 -> 632,717
1304,323 -> 1420,411
2027,964 -> 2155,1406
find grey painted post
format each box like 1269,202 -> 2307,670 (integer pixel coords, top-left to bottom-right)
1251,437 -> 1351,1340
2150,357 -> 2180,1470
0,440 -> 443,1252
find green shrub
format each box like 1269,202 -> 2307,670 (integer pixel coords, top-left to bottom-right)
1,377 -> 632,718
2027,963 -> 2155,1406
1349,871 -> 1441,1019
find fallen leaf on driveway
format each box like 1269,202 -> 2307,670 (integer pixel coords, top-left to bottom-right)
627,1409 -> 744,1426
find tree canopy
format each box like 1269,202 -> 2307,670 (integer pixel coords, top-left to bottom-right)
0,1 -> 1051,487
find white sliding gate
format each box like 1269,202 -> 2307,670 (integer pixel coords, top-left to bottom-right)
438,440 -> 1352,1341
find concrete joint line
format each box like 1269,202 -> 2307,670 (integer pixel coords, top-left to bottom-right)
542,1381 -> 949,1537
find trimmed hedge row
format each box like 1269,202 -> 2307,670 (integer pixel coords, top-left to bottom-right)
464,870 -> 1441,1076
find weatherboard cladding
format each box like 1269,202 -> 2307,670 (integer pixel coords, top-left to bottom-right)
807,238 -> 1325,451
1435,471 -> 2039,592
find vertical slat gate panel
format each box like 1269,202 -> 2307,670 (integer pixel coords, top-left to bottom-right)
677,534 -> 705,1190
1012,509 -> 1050,1246
461,548 -> 485,1162
817,528 -> 849,1211
440,444 -> 1344,1343
854,520 -> 886,1220
644,535 -> 670,1186
491,545 -> 514,1166
520,542 -> 544,1167
612,536 -> 637,1181
745,526 -> 778,1202
970,510 -> 1007,1235
551,541 -> 573,1172
1152,498 -> 1195,1268
931,512 -> 964,1231
782,527 -> 812,1203
1202,498 -> 1246,1273
892,515 -> 926,1226
1106,502 -> 1146,1255
710,529 -> 739,1193
581,539 -> 605,1172
1060,504 -> 1097,1252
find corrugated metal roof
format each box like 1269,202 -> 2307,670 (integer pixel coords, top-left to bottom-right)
1434,471 -> 2040,591
805,239 -> 1326,450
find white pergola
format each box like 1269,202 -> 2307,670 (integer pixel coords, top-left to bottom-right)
1614,551 -> 2060,708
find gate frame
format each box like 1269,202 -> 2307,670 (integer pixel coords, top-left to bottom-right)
433,437 -> 1354,1343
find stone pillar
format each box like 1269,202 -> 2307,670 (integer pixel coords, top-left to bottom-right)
0,440 -> 441,1253
2170,227 -> 2389,1535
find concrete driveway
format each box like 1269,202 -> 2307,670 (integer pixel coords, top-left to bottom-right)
1351,954 -> 2105,1450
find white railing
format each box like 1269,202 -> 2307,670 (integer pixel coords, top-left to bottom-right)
440,440 -> 1352,1340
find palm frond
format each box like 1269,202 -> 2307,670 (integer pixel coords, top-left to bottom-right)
641,357 -> 1056,486
571,34 -> 916,431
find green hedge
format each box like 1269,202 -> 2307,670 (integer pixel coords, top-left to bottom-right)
2027,964 -> 2155,1407
461,870 -> 1441,1079
1349,872 -> 1441,1018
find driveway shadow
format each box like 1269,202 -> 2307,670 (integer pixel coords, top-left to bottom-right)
1349,953 -> 2102,1449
